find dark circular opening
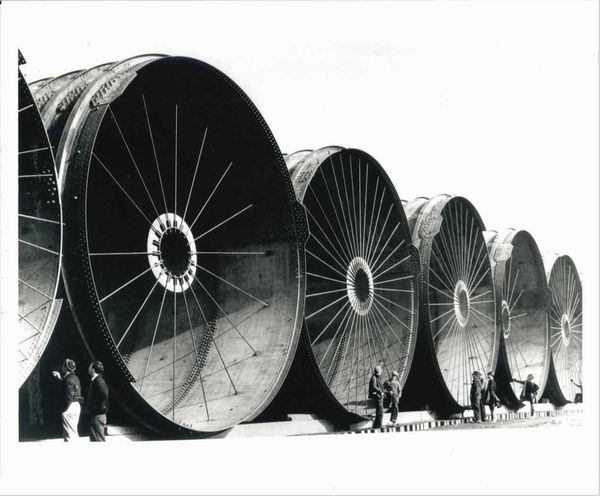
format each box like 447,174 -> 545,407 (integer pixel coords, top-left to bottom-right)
354,268 -> 370,302
501,305 -> 510,331
160,228 -> 190,276
457,289 -> 469,320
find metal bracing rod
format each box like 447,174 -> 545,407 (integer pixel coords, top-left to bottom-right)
191,262 -> 269,307
429,251 -> 456,293
117,271 -> 163,347
182,126 -> 208,225
109,106 -> 162,221
18,279 -> 53,301
305,203 -> 350,268
173,104 -> 178,227
90,251 -> 158,256
371,296 -> 411,333
181,289 -> 210,420
366,206 -> 394,268
18,239 -> 60,256
369,301 -> 404,357
139,284 -> 168,394
142,95 -> 169,215
307,271 -> 346,285
172,290 -> 177,420
93,153 -> 159,234
373,291 -> 412,315
99,266 -> 154,304
306,249 -> 348,280
318,163 -> 355,260
364,176 -> 380,264
18,213 -> 61,225
18,146 -> 49,155
437,220 -> 461,282
373,274 -> 413,286
186,161 -> 234,235
365,181 -> 387,263
330,308 -> 358,393
310,299 -> 351,346
370,236 -> 404,277
371,254 -> 409,282
507,268 -> 520,308
368,305 -> 403,366
188,282 -> 238,394
509,289 -> 525,313
192,274 -> 256,355
469,266 -> 491,299
307,231 -> 348,275
305,294 -> 348,321
428,276 -> 455,300
432,310 -> 456,339
318,304 -> 354,370
347,156 -> 362,258
431,240 -> 457,291
337,155 -> 360,257
307,287 -> 349,298
194,204 -> 252,242
18,299 -> 52,322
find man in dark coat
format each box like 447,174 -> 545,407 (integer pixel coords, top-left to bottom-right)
87,360 -> 109,442
470,371 -> 484,423
482,371 -> 501,422
368,365 -> 384,428
52,358 -> 83,441
570,378 -> 583,403
512,374 -> 539,416
383,370 -> 402,426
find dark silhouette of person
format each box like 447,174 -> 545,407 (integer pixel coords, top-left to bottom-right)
87,360 -> 109,442
512,374 -> 539,416
470,371 -> 484,423
383,370 -> 402,426
570,378 -> 583,403
368,366 -> 384,428
482,371 -> 501,422
51,358 -> 83,441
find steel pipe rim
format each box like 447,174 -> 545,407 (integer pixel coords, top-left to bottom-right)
547,255 -> 582,403
406,195 -> 498,408
60,55 -> 306,433
18,68 -> 63,387
487,229 -> 551,398
288,147 -> 420,419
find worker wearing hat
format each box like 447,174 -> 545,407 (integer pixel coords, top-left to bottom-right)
368,366 -> 384,428
384,370 -> 402,426
52,358 -> 83,441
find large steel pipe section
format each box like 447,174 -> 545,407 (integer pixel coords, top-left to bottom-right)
286,147 -> 420,420
18,64 -> 63,386
60,55 -> 307,434
545,255 -> 582,403
405,195 -> 498,409
486,229 -> 551,407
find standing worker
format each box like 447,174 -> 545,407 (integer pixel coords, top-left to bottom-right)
384,370 -> 402,426
368,365 -> 384,429
470,371 -> 484,423
482,371 -> 501,422
570,378 -> 583,403
87,360 -> 109,442
51,358 -> 83,441
512,374 -> 539,416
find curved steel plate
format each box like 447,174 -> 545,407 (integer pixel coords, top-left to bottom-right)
18,69 -> 63,386
60,56 -> 306,434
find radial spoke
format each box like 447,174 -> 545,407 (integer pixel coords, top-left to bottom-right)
142,94 -> 169,215
305,206 -> 350,269
99,266 -> 154,304
307,287 -> 348,298
180,129 -> 208,226
181,289 -> 210,420
193,274 -> 256,355
93,153 -> 158,232
139,285 -> 168,393
117,272 -> 163,348
194,204 -> 252,241
18,213 -> 61,225
192,262 -> 269,307
188,282 -> 238,394
305,294 -> 348,321
306,249 -> 348,280
318,304 -> 353,370
109,106 -> 161,220
187,161 -> 234,234
90,251 -> 157,256
373,274 -> 413,286
310,300 -> 351,346
18,238 -> 60,256
307,271 -> 346,285
18,279 -> 53,301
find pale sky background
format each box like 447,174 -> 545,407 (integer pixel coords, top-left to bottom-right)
1,1 -> 598,494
